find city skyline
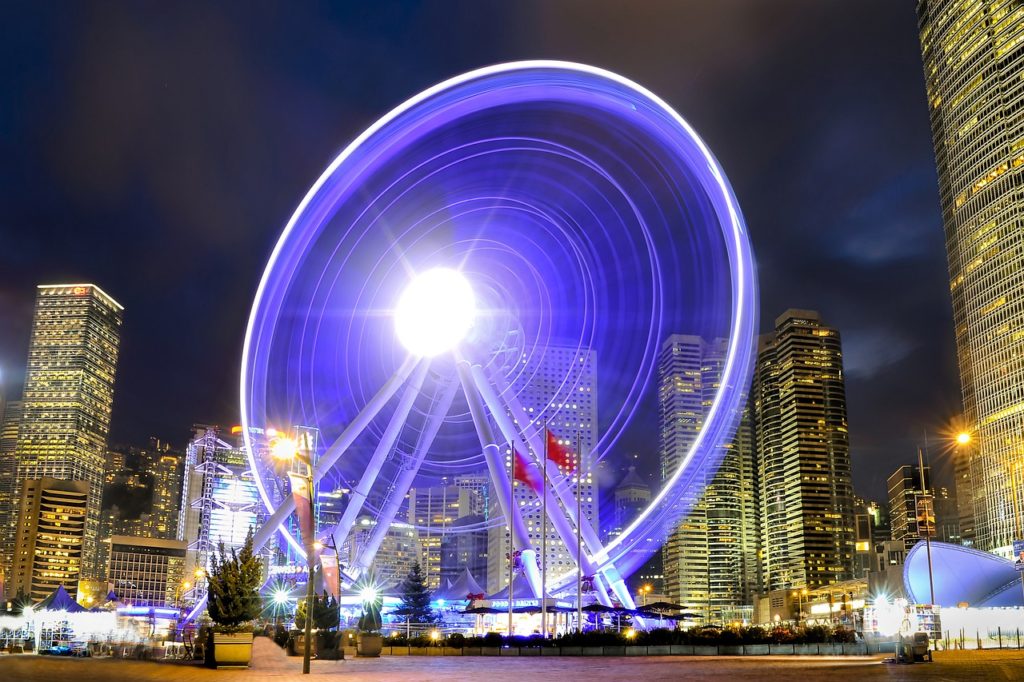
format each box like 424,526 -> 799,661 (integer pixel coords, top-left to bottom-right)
0,2 -> 957,503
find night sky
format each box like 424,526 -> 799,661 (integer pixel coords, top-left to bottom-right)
0,2 -> 961,501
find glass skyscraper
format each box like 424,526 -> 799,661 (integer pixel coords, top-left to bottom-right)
12,284 -> 123,580
918,0 -> 1024,554
658,334 -> 758,624
754,310 -> 854,591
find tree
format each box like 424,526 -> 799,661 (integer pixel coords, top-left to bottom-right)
207,528 -> 263,631
296,592 -> 339,630
398,562 -> 436,623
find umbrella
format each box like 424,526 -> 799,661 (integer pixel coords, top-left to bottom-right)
581,603 -> 617,613
644,601 -> 685,612
462,605 -> 505,614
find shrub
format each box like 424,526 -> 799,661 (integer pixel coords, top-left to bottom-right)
482,632 -> 503,647
446,633 -> 466,648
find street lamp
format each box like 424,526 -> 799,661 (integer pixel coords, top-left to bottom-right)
272,430 -> 316,675
794,588 -> 808,627
639,584 -> 652,607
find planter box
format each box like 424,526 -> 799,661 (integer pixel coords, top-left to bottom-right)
743,644 -> 770,655
210,632 -> 253,669
443,647 -> 463,656
481,647 -> 501,656
356,633 -> 383,657
792,644 -> 818,655
669,645 -> 692,655
409,646 -> 429,656
541,647 -> 561,656
693,645 -> 719,656
769,644 -> 794,655
603,646 -> 625,656
560,646 -> 582,656
499,647 -> 520,656
718,645 -> 743,656
582,646 -> 604,656
520,647 -> 541,656
625,646 -> 647,656
464,647 -> 482,656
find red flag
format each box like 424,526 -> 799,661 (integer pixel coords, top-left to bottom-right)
321,554 -> 340,598
546,429 -> 576,470
288,473 -> 317,558
513,449 -> 543,492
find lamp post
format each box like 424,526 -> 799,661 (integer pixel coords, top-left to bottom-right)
794,588 -> 807,627
639,584 -> 652,608
271,431 -> 316,675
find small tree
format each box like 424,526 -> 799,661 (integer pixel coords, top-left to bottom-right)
399,562 -> 436,623
207,528 -> 263,631
296,592 -> 340,630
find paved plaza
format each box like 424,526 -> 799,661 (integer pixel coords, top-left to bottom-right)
3,638 -> 1024,681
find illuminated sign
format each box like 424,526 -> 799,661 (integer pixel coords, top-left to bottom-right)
72,286 -> 89,296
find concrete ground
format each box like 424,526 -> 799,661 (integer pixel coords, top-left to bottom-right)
3,637 -> 1024,681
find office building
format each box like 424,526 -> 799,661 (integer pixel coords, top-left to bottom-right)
888,465 -> 932,553
10,478 -> 89,602
917,1 -> 1024,554
754,310 -> 855,591
408,482 -> 480,589
487,345 -> 599,594
0,400 -> 22,582
345,515 -> 421,588
608,466 -> 651,543
148,451 -> 184,540
179,425 -> 264,579
108,535 -> 188,606
439,514 -> 488,590
11,284 -> 123,579
659,335 -> 758,623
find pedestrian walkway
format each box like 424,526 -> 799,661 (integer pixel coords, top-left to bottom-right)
2,639 -> 1024,681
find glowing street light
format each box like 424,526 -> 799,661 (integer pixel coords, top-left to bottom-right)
639,584 -> 652,607
274,590 -> 291,606
394,267 -> 476,357
956,432 -> 971,445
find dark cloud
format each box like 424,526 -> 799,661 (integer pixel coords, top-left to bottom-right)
0,1 -> 960,500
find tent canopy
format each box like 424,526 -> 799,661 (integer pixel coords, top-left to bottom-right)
36,585 -> 88,613
434,568 -> 485,601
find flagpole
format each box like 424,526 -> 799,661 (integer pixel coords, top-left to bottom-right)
509,441 -> 515,637
541,422 -> 548,639
576,431 -> 583,634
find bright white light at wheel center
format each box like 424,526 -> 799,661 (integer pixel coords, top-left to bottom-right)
394,267 -> 475,356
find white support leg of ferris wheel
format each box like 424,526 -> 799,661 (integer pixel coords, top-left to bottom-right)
466,361 -> 613,607
318,359 -> 431,550
350,374 -> 460,577
480,361 -> 638,613
455,357 -> 543,599
250,354 -> 424,555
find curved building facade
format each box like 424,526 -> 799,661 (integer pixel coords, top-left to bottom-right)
918,1 -> 1024,553
904,541 -> 1023,607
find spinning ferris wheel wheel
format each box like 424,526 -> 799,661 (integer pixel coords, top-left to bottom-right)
228,61 -> 756,616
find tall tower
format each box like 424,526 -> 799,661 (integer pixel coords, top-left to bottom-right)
11,478 -> 90,601
486,345 -> 598,594
659,335 -> 758,624
887,464 -> 932,553
0,400 -> 22,582
754,310 -> 855,591
13,284 -> 123,579
917,1 -> 1024,554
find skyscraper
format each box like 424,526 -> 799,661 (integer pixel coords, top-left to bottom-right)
0,400 -> 22,583
658,335 -> 758,623
887,464 -> 931,553
407,482 -> 480,589
917,1 -> 1024,554
12,284 -> 123,579
754,310 -> 855,591
179,425 -> 264,579
148,449 -> 184,540
486,345 -> 599,594
11,478 -> 90,601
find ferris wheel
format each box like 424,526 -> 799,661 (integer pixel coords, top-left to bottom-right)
233,61 -> 757,614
